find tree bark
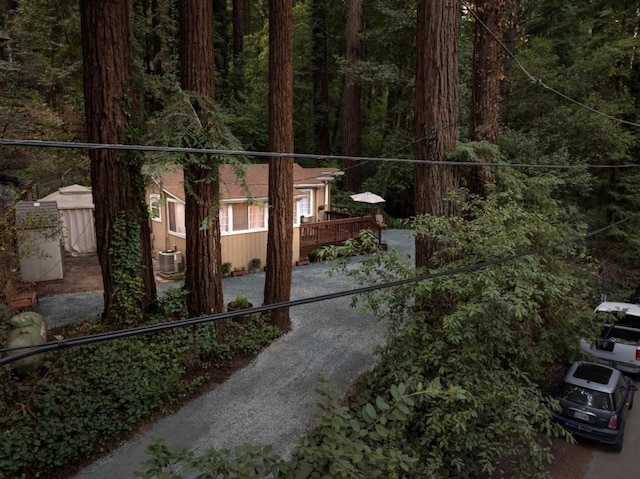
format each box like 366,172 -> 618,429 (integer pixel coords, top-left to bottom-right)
341,0 -> 364,192
233,0 -> 244,58
311,0 -> 330,155
264,0 -> 293,331
179,0 -> 224,317
468,0 -> 505,196
414,0 -> 460,269
80,0 -> 157,324
213,0 -> 229,84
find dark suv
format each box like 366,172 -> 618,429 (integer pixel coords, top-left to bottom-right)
553,361 -> 636,451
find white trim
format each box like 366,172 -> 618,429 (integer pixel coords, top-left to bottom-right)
167,198 -> 186,238
219,201 -> 269,236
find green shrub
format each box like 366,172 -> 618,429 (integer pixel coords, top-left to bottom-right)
0,307 -> 280,478
226,315 -> 282,355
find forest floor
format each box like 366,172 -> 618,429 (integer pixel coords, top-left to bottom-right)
36,254 -> 103,297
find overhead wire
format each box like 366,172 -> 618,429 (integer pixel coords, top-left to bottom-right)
1,212 -> 635,366
2,2 -> 639,363
459,0 -> 640,130
0,137 -> 638,170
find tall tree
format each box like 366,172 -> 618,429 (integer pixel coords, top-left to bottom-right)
213,0 -> 229,88
413,0 -> 461,269
467,0 -> 505,196
80,0 -> 157,325
232,0 -> 244,58
340,0 -> 364,192
264,0 -> 293,330
311,0 -> 330,154
231,0 -> 247,98
179,0 -> 224,317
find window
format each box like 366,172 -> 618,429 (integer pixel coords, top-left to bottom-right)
167,199 -> 186,237
232,203 -> 249,231
249,203 -> 265,229
220,201 -> 267,235
219,206 -> 229,233
149,194 -> 161,222
298,190 -> 312,218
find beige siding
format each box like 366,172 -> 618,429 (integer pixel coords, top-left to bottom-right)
147,183 -> 314,267
221,228 -> 300,270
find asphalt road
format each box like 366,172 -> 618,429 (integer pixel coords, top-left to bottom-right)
583,377 -> 640,479
56,229 -> 414,478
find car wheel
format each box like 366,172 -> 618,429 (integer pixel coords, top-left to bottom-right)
629,392 -> 635,411
612,433 -> 624,452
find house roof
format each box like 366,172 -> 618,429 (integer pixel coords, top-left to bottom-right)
153,163 -> 339,202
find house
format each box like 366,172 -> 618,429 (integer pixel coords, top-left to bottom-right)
146,163 -> 341,272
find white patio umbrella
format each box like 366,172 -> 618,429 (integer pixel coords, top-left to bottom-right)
350,191 -> 386,204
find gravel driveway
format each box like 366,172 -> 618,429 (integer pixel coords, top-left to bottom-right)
53,229 -> 413,478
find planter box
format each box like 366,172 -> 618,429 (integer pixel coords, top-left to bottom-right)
231,269 -> 247,277
227,302 -> 253,323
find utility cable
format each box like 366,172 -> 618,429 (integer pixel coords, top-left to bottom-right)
1,213 -> 635,366
460,0 -> 640,130
1,137 -> 638,169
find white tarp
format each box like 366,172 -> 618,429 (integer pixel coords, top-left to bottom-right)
39,185 -> 97,254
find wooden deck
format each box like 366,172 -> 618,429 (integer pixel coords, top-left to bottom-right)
299,216 -> 383,258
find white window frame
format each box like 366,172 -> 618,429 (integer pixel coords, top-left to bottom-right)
167,198 -> 186,238
296,190 -> 314,224
220,200 -> 268,236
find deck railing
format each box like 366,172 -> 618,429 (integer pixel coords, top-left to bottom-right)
299,216 -> 383,257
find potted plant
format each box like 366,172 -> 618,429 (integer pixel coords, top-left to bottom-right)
249,258 -> 261,273
222,262 -> 232,277
227,295 -> 253,323
231,266 -> 247,277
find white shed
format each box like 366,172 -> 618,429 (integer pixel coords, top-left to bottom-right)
39,184 -> 97,254
16,201 -> 65,282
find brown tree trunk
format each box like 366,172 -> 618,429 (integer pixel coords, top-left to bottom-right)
151,0 -> 163,75
341,0 -> 364,192
311,0 -> 330,154
179,0 -> 224,317
213,0 -> 229,84
80,0 -> 157,324
468,0 -> 505,196
233,0 -> 244,57
264,0 -> 293,331
414,0 -> 460,269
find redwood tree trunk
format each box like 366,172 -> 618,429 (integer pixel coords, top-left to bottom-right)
341,0 -> 364,192
414,0 -> 460,269
80,0 -> 157,324
179,0 -> 224,317
312,0 -> 330,154
468,0 -> 505,196
233,0 -> 244,58
264,0 -> 293,331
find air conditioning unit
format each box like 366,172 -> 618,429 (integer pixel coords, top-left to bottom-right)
158,250 -> 182,274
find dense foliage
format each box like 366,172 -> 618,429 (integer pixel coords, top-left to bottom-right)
2,0 -> 640,477
0,292 -> 282,478
135,168 -> 602,478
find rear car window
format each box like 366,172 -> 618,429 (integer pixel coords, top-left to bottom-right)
599,312 -> 640,329
558,384 -> 612,411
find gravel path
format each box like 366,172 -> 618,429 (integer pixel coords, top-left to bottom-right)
45,229 -> 413,478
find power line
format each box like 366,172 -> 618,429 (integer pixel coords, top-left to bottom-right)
2,213 -> 635,366
1,137 -> 638,170
460,0 -> 640,130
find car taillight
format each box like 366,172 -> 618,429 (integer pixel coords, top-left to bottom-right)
608,414 -> 618,429
636,348 -> 640,361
